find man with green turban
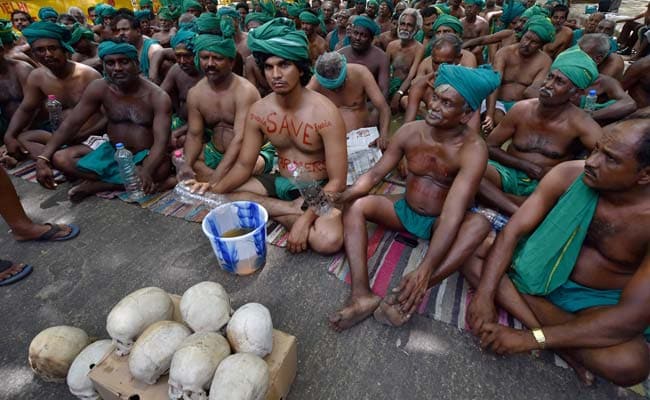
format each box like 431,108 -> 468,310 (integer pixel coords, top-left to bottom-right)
329,63 -> 500,331
92,4 -> 116,42
69,23 -> 98,64
134,10 -> 154,36
499,0 -> 526,28
217,4 -> 250,58
245,12 -> 273,31
482,46 -> 602,215
35,39 -> 174,201
38,7 -> 58,23
22,21 -> 75,54
340,15 -> 390,97
195,13 -> 220,34
183,0 -> 203,17
139,0 -> 154,11
432,14 -> 463,37
366,0 -> 379,19
152,8 -> 176,47
191,18 -> 347,256
460,0 -> 489,63
376,0 -> 394,33
180,33 -> 275,198
299,11 -> 328,63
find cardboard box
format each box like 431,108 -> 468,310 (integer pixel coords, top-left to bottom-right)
89,329 -> 297,400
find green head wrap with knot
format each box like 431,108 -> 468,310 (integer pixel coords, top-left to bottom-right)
500,0 -> 526,25
352,15 -> 380,36
0,19 -> 18,44
218,7 -> 242,20
245,12 -> 273,27
68,23 -> 95,46
193,33 -> 237,69
550,46 -> 599,90
464,0 -> 485,10
522,5 -> 549,19
22,21 -> 75,54
195,12 -> 220,33
170,29 -> 197,50
98,41 -> 138,60
434,64 -> 501,111
134,10 -> 154,22
299,11 -> 320,25
183,0 -> 203,13
247,18 -> 310,61
157,7 -> 175,21
259,0 -> 278,17
140,0 -> 154,7
432,14 -> 463,36
523,15 -> 555,44
38,7 -> 59,21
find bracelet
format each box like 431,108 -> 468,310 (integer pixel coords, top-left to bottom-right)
36,155 -> 51,164
532,328 -> 546,349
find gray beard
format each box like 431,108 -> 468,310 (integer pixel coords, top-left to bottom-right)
398,31 -> 412,40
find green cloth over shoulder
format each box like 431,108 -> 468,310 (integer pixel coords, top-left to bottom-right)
141,37 -> 160,78
394,198 -> 437,240
488,159 -> 538,196
77,142 -> 149,185
509,174 -> 599,295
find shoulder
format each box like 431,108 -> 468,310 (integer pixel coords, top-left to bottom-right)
306,88 -> 339,112
371,45 -> 388,57
74,61 -> 102,80
234,75 -> 261,100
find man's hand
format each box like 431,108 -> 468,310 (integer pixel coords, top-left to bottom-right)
395,265 -> 433,316
170,129 -> 186,149
481,116 -> 494,134
390,94 -> 401,114
137,167 -> 155,194
4,136 -> 28,159
185,178 -> 211,194
177,163 -> 196,183
479,323 -> 538,355
35,159 -> 57,189
467,291 -> 498,335
287,213 -> 311,253
524,163 -> 547,181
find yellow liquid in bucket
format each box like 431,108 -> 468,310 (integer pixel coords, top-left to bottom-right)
221,227 -> 254,238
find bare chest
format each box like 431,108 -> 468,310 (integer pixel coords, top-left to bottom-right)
105,95 -> 154,126
406,141 -> 460,184
249,110 -> 327,151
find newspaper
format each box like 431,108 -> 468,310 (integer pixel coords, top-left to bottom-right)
346,127 -> 383,185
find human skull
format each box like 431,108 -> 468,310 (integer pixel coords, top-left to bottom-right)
29,326 -> 91,382
180,281 -> 231,333
208,353 -> 269,400
66,339 -> 113,400
106,287 -> 174,356
168,332 -> 232,400
129,321 -> 191,384
226,303 -> 273,358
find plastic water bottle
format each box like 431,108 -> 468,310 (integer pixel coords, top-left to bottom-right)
46,95 -> 63,131
173,182 -> 226,208
114,143 -> 145,201
171,149 -> 195,182
287,162 -> 331,216
584,89 -> 598,114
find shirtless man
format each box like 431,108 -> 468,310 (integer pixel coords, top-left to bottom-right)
581,31 -> 624,81
366,0 -> 379,20
339,16 -> 390,98
0,42 -> 32,142
543,5 -> 573,59
420,6 -> 438,48
621,54 -> 650,108
322,1 -> 337,33
299,11 -> 328,63
481,48 -> 603,215
375,0 -> 394,33
419,14 -> 477,75
179,34 -> 273,187
461,0 -> 489,63
34,41 -> 173,201
160,30 -> 202,149
483,16 -> 554,130
218,7 -> 250,59
307,52 -> 391,148
113,13 -> 164,82
351,0 -> 366,16
448,0 -> 465,19
326,9 -> 350,51
92,5 -> 116,42
191,20 -> 347,255
387,8 -> 424,111
466,123 -> 650,386
10,11 -> 31,33
69,25 -> 98,65
328,64 -> 500,331
2,22 -> 104,167
375,13 -> 398,51
152,9 -> 175,48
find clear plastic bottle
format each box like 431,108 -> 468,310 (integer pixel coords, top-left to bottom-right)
46,95 -> 63,131
171,149 -> 195,182
583,89 -> 598,114
114,143 -> 144,201
287,162 -> 331,216
173,182 -> 226,208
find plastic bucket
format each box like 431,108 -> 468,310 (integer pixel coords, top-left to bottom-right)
201,201 -> 269,275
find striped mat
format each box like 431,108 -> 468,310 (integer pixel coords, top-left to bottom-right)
7,159 -> 65,183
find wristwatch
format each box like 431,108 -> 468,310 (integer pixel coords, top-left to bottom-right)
532,328 -> 546,349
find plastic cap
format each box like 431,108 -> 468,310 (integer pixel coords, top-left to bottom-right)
115,143 -> 124,149
47,95 -> 56,101
588,90 -> 597,96
173,150 -> 183,157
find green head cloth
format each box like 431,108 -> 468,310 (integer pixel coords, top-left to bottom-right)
22,21 -> 75,54
550,47 -> 598,90
134,10 -> 154,22
522,5 -> 549,19
170,28 -> 196,50
355,0 -> 365,4
38,7 -> 59,21
352,15 -> 380,36
183,0 -> 203,12
434,64 -> 501,111
259,0 -> 278,17
380,0 -> 394,11
98,40 -> 138,60
0,19 -> 18,44
287,3 -> 306,17
140,0 -> 154,7
95,4 -> 116,24
434,4 -> 451,14
69,23 -> 95,46
299,11 -> 320,25
523,15 -> 555,43
245,12 -> 273,27
218,7 -> 242,20
500,0 -> 526,25
220,16 -> 236,38
157,7 -> 175,20
193,33 -> 237,69
195,12 -> 220,33
464,0 -> 485,10
315,54 -> 347,89
247,18 -> 309,61
432,14 -> 463,36
368,0 -> 379,8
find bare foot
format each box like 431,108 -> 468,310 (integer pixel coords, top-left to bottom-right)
68,180 -> 119,203
329,293 -> 381,332
556,351 -> 596,386
373,294 -> 412,327
0,153 -> 19,168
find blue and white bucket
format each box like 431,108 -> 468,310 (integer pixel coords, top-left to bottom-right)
201,201 -> 269,275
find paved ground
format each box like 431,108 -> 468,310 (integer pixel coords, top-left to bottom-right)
0,177 -> 642,400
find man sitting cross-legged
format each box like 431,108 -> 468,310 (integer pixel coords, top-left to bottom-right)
328,64 -> 500,331
34,41 -> 173,202
466,120 -> 650,386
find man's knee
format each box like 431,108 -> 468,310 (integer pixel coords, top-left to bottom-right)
462,212 -> 491,241
599,345 -> 650,386
52,149 -> 79,172
310,212 -> 343,255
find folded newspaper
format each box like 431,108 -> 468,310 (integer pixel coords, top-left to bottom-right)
347,127 -> 383,185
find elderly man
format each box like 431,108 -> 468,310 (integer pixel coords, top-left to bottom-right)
328,64 -> 500,331
321,1 -> 337,33
376,0 -> 394,33
339,16 -> 390,98
69,24 -> 98,65
481,48 -> 603,215
299,11 -> 328,63
152,8 -> 176,47
580,31 -> 624,80
92,5 -> 116,41
179,33 -> 272,187
461,0 -> 489,63
366,0 -> 379,19
387,8 -> 424,111
543,5 -> 573,59
112,13 -> 164,81
0,38 -> 32,143
466,122 -> 650,387
327,9 -> 351,50
570,12 -> 603,47
35,41 -> 173,201
307,52 -> 391,148
421,14 -> 476,68
191,19 -> 347,255
483,16 -> 554,131
2,22 -> 103,167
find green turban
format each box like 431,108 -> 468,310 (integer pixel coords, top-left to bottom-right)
287,3 -> 306,17
140,0 -> 154,7
170,29 -> 196,50
0,19 -> 18,44
195,13 -> 220,33
550,47 -> 598,90
193,34 -> 237,69
434,64 -> 501,111
368,0 -> 379,7
522,5 -> 549,19
134,10 -> 153,22
380,0 -> 394,12
183,0 -> 203,12
432,14 -> 463,36
259,0 -> 277,17
158,7 -> 175,20
247,18 -> 310,61
435,4 -> 451,14
464,0 -> 484,10
68,23 -> 95,46
98,41 -> 138,60
218,7 -> 242,20
523,15 -> 555,43
352,15 -> 380,37
22,22 -> 75,54
500,0 -> 526,25
220,16 -> 236,38
95,4 -> 116,24
245,12 -> 273,27
299,11 -> 320,25
38,7 -> 59,21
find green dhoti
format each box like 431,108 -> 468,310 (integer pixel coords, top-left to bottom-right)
389,75 -> 404,98
394,198 -> 437,240
77,142 -> 149,184
488,160 -> 539,196
203,141 -> 276,173
171,114 -> 186,131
